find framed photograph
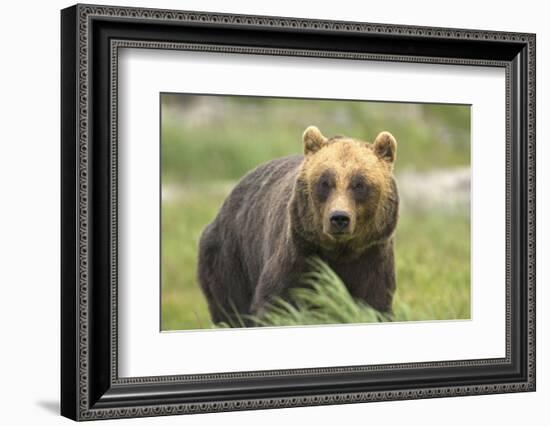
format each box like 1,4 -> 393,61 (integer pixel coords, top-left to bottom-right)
61,4 -> 536,421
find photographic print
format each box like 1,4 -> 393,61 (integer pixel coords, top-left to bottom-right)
161,94 -> 471,331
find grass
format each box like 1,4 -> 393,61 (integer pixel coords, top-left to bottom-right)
232,258 -> 391,328
222,256 -> 469,328
161,185 -> 227,329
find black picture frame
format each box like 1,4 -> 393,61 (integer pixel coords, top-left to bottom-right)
61,3 -> 536,421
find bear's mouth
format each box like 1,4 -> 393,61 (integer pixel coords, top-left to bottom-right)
325,230 -> 353,241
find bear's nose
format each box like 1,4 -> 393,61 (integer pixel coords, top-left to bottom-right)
329,211 -> 350,232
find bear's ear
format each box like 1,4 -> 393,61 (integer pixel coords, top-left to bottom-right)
302,126 -> 328,156
373,131 -> 397,164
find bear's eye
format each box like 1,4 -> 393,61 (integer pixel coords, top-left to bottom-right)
352,181 -> 365,191
315,171 -> 334,202
350,176 -> 369,201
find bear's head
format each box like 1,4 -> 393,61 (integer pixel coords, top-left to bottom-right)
290,126 -> 399,258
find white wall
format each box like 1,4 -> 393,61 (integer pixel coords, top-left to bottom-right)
0,0 -> 546,424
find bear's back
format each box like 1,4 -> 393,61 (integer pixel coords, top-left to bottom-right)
207,154 -> 302,267
219,154 -> 303,218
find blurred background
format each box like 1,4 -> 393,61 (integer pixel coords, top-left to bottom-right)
161,94 -> 471,331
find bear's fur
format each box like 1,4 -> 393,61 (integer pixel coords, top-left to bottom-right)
197,126 -> 399,325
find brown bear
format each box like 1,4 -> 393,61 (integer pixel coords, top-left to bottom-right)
197,126 -> 399,325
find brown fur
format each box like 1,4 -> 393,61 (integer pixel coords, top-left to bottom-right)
197,126 -> 399,325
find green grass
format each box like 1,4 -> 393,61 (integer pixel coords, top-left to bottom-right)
394,212 -> 471,320
248,251 -> 470,328
161,185 -> 227,330
234,258 -> 391,328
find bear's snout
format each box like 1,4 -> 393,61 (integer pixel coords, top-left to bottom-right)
329,211 -> 351,233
